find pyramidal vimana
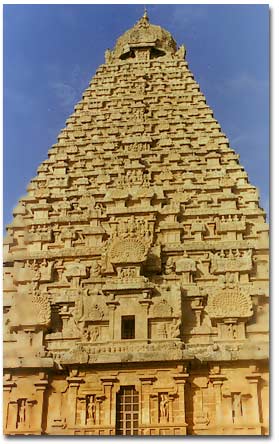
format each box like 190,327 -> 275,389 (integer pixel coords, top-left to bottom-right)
3,12 -> 269,436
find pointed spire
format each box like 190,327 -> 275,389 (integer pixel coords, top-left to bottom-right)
137,6 -> 149,28
143,7 -> 148,20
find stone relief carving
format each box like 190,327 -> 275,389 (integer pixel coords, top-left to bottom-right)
9,286 -> 51,329
64,262 -> 89,288
210,249 -> 253,273
106,216 -> 154,265
176,252 -> 196,273
165,257 -> 175,275
91,260 -> 102,277
117,169 -> 151,187
215,215 -> 246,233
29,224 -> 53,242
168,318 -> 181,339
152,300 -> 173,318
15,260 -> 54,284
16,398 -> 36,429
176,252 -> 197,283
118,267 -> 138,281
74,289 -> 106,324
110,238 -> 148,264
159,394 -> 169,422
206,287 -> 253,320
86,395 -> 96,424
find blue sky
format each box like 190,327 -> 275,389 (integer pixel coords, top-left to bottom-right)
3,4 -> 269,228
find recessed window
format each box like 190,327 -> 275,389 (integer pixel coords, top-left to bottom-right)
121,316 -> 135,340
116,386 -> 139,435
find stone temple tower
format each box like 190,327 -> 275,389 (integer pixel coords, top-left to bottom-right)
3,12 -> 269,435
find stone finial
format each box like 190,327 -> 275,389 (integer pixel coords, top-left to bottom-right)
138,7 -> 149,27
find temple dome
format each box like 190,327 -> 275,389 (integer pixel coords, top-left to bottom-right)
112,11 -> 177,60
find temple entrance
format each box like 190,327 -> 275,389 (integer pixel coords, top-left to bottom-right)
116,386 -> 139,435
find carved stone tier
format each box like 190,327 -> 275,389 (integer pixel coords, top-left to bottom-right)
3,10 -> 268,437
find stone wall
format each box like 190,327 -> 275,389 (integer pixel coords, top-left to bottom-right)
3,12 -> 269,435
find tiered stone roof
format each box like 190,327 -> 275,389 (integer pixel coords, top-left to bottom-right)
3,12 -> 269,436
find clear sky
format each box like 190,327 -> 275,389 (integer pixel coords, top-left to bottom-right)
3,4 -> 269,228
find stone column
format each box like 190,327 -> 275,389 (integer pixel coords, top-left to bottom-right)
66,375 -> 84,427
209,375 -> 227,428
34,375 -> 49,433
168,393 -> 175,423
138,297 -> 152,341
139,377 -> 156,425
100,377 -> 118,428
173,372 -> 189,425
106,299 -> 118,341
222,391 -> 234,426
95,396 -> 104,426
7,401 -> 18,431
3,377 -> 16,432
79,397 -> 86,426
26,399 -> 36,430
59,305 -> 71,334
150,394 -> 159,424
246,373 -> 261,425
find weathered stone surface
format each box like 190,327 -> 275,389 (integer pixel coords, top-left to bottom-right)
3,11 -> 269,436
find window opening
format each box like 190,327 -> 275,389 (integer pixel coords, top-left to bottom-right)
121,316 -> 135,339
116,386 -> 139,435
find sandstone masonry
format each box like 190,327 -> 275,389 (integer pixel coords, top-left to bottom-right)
3,12 -> 269,435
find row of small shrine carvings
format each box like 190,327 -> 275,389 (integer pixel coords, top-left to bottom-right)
8,249 -> 254,283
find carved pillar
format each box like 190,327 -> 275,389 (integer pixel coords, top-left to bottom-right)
150,394 -> 159,424
246,372 -> 261,425
26,399 -> 36,430
106,299 -> 118,341
3,377 -> 16,431
139,376 -> 156,425
66,374 -> 84,427
209,374 -> 227,427
34,374 -> 48,433
190,296 -> 205,327
59,305 -> 71,334
79,397 -> 86,426
8,401 -> 18,431
222,390 -> 235,426
100,377 -> 118,428
138,296 -> 152,340
173,371 -> 189,425
168,393 -> 175,423
95,396 -> 104,426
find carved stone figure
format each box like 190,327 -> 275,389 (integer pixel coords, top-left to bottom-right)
176,44 -> 186,59
165,257 -> 175,275
17,399 -> 27,426
159,394 -> 169,422
105,49 -> 113,64
91,260 -> 101,277
169,318 -> 181,339
86,396 -> 96,424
